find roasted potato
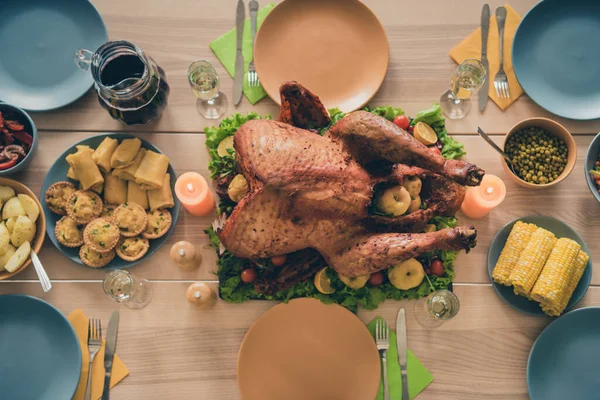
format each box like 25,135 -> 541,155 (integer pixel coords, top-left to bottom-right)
0,223 -> 10,254
0,186 -> 15,203
11,215 -> 36,247
2,197 -> 26,220
5,217 -> 15,234
17,194 -> 39,223
0,244 -> 16,271
4,241 -> 30,273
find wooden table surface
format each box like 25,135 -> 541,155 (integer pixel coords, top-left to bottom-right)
2,1 -> 599,399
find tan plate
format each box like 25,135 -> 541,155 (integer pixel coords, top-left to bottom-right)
0,177 -> 45,280
237,298 -> 381,400
254,0 -> 389,112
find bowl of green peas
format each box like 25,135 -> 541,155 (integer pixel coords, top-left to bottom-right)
502,118 -> 576,189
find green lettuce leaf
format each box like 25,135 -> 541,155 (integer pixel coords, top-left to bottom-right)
411,103 -> 444,126
364,105 -> 404,121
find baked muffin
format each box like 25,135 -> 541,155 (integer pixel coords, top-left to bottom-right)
66,190 -> 103,224
113,202 -> 147,237
100,203 -> 118,222
83,218 -> 120,253
142,209 -> 172,239
79,244 -> 115,268
45,181 -> 76,215
115,236 -> 150,261
55,216 -> 84,248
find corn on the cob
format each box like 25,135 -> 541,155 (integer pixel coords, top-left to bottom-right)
531,238 -> 581,308
492,221 -> 538,286
508,227 -> 556,295
541,250 -> 589,317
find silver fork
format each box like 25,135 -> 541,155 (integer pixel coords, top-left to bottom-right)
247,0 -> 259,87
375,318 -> 390,400
85,319 -> 103,400
493,6 -> 510,98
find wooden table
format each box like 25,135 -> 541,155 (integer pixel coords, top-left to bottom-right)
2,0 -> 598,398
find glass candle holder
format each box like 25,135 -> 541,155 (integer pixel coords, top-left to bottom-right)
440,59 -> 486,119
103,270 -> 153,309
414,289 -> 460,328
188,60 -> 227,119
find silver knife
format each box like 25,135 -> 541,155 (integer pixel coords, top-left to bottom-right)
102,311 -> 120,400
396,308 -> 409,400
233,0 -> 245,105
478,4 -> 490,112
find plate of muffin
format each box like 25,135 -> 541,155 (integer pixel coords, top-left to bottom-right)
40,134 -> 180,269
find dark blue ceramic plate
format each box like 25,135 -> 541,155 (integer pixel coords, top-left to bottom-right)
40,133 -> 180,269
528,307 -> 600,399
0,0 -> 107,110
487,215 -> 592,316
584,132 -> 600,203
513,0 -> 600,120
0,295 -> 81,400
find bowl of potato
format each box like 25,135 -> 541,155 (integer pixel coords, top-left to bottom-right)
0,178 -> 45,279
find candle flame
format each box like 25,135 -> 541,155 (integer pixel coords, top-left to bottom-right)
187,183 -> 195,193
486,187 -> 493,195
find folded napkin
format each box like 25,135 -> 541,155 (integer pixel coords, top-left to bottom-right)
367,317 -> 433,400
449,4 -> 522,110
68,309 -> 129,400
210,3 -> 275,104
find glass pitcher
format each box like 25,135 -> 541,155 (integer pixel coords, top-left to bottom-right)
74,40 -> 170,125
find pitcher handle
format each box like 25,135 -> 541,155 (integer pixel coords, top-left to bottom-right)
74,48 -> 94,71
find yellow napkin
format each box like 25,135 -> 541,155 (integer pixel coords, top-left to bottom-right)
449,4 -> 522,110
68,309 -> 129,400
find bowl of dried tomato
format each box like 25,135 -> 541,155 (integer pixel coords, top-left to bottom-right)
0,103 -> 37,175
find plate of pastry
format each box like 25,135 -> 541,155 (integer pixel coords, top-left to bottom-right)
40,134 -> 180,269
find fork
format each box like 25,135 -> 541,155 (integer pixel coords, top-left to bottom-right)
85,319 -> 103,400
375,318 -> 390,400
493,6 -> 510,98
247,0 -> 260,87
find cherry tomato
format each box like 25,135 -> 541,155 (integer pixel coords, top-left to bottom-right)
430,260 -> 444,277
368,272 -> 384,286
392,115 -> 410,130
429,146 -> 442,155
271,254 -> 287,266
241,268 -> 257,283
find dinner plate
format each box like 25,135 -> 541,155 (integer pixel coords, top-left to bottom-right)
513,0 -> 600,120
0,295 -> 82,400
40,133 -> 181,269
238,298 -> 381,400
0,0 -> 108,111
487,215 -> 592,316
528,307 -> 600,399
254,0 -> 389,112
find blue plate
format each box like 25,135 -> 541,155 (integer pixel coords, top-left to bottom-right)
528,307 -> 600,399
0,0 -> 107,111
40,133 -> 181,269
513,0 -> 600,120
584,132 -> 600,203
487,215 -> 592,316
0,295 -> 82,400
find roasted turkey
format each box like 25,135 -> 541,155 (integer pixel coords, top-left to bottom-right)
217,82 -> 483,286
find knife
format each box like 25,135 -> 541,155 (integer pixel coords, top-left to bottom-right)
396,308 -> 409,400
233,0 -> 245,105
102,311 -> 120,400
478,4 -> 490,112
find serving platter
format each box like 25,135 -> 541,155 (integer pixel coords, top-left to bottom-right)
40,133 -> 180,269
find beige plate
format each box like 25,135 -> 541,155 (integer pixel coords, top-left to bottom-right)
254,0 -> 389,112
237,298 -> 381,400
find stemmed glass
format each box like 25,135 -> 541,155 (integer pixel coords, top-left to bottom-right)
440,59 -> 486,119
188,60 -> 227,119
414,289 -> 460,328
103,270 -> 153,309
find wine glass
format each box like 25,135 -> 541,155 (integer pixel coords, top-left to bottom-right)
103,270 -> 153,309
188,60 -> 227,119
440,59 -> 486,119
414,289 -> 460,328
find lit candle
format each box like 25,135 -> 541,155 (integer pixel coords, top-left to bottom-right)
174,172 -> 215,216
460,174 -> 506,219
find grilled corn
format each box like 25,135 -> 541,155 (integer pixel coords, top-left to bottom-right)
508,227 -> 556,295
541,250 -> 589,317
492,221 -> 538,286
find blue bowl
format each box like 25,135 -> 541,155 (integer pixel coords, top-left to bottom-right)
584,132 -> 600,202
487,215 -> 592,316
0,103 -> 38,175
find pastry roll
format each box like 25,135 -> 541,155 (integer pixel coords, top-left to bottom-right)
127,181 -> 149,209
66,150 -> 104,191
79,180 -> 104,195
148,173 -> 175,211
92,137 -> 119,173
104,174 -> 127,205
110,138 -> 142,168
67,145 -> 94,180
134,150 -> 169,190
112,148 -> 146,182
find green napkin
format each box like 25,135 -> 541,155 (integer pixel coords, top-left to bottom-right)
367,317 -> 434,400
209,3 -> 275,104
